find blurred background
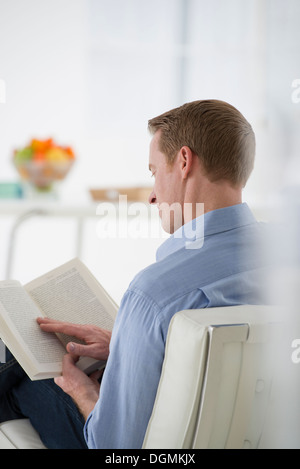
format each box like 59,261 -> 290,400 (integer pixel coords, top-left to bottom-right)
0,0 -> 300,447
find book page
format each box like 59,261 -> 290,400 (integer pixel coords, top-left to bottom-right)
0,281 -> 65,366
25,258 -> 117,348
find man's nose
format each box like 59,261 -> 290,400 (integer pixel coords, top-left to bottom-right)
148,190 -> 157,205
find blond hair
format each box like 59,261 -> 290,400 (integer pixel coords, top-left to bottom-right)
148,100 -> 255,186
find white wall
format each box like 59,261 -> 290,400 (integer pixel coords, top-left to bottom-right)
1,0 -> 299,199
0,0 -> 300,446
0,0 -> 300,294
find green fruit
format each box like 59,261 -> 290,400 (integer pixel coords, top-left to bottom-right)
15,147 -> 34,163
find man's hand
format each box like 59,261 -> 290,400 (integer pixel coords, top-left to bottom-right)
54,353 -> 102,420
37,317 -> 110,419
37,317 -> 111,361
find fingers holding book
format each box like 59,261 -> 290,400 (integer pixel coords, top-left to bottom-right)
37,317 -> 112,361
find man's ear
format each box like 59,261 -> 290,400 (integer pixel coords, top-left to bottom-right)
179,146 -> 194,180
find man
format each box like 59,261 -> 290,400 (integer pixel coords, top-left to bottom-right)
0,100 -> 267,448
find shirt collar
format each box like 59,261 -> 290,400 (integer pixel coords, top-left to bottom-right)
156,203 -> 257,262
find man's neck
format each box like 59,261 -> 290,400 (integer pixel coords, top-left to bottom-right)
182,178 -> 243,224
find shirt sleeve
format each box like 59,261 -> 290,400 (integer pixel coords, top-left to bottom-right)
84,288 -> 165,449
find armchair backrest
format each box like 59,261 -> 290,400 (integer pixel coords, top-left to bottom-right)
143,305 -> 279,449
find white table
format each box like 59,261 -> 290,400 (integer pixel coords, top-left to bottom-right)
0,199 -> 100,279
0,195 -> 158,279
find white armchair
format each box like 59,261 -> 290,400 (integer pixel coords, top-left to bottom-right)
0,305 -> 278,449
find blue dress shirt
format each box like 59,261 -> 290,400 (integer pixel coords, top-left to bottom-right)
84,203 -> 268,448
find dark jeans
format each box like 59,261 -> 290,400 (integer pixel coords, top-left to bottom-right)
0,349 -> 88,449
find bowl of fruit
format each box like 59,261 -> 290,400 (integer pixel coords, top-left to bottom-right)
13,138 -> 75,190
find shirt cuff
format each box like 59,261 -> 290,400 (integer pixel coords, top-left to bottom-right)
83,410 -> 94,448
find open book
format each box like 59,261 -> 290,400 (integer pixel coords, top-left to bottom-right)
0,258 -> 118,380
